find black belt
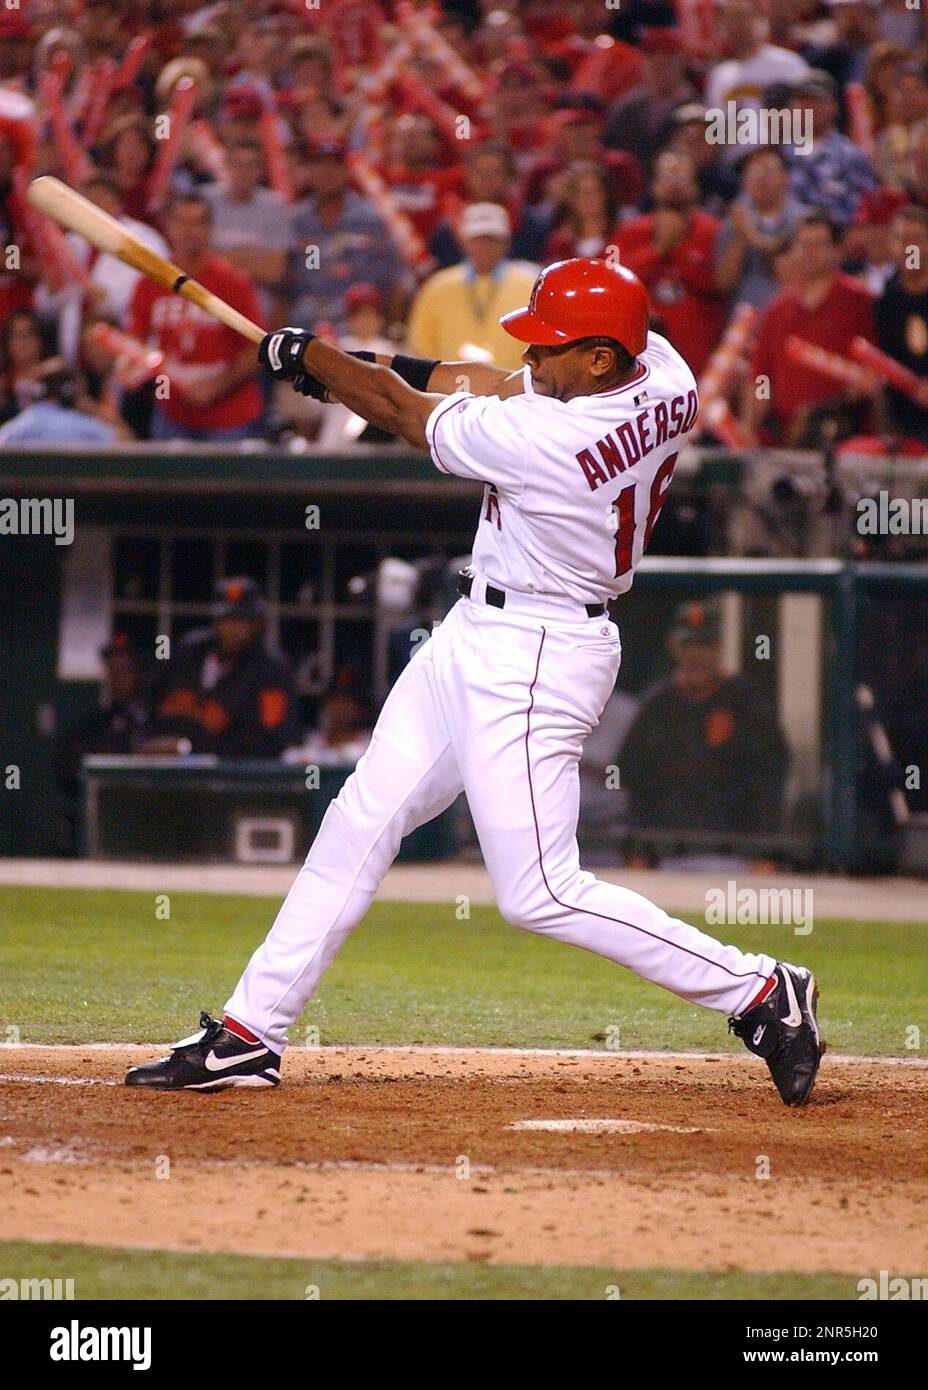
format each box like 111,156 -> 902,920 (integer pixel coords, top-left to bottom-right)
457,570 -> 606,618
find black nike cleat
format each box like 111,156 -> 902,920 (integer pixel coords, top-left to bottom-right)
728,962 -> 825,1106
125,1012 -> 281,1091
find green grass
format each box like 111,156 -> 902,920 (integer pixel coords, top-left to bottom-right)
1,885 -> 925,1054
0,1240 -> 863,1301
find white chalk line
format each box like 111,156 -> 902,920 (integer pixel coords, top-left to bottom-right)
0,1137 -> 654,1182
0,1073 -> 120,1086
509,1118 -> 708,1135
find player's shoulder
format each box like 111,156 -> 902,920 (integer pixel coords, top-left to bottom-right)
639,331 -> 698,397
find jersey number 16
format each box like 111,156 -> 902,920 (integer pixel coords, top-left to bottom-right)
612,452 -> 678,578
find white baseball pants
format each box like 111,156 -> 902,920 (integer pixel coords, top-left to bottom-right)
226,595 -> 776,1053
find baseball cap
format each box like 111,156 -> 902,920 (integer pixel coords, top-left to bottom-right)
345,283 -> 385,312
214,577 -> 267,619
459,202 -> 510,240
670,600 -> 722,646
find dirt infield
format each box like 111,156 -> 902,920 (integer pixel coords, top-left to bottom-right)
2,1046 -> 927,1277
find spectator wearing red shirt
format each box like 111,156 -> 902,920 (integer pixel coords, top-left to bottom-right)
521,100 -> 643,216
543,163 -> 619,263
482,62 -> 554,162
524,0 -> 645,104
130,194 -> 265,442
0,130 -> 36,332
616,152 -> 726,376
745,213 -> 876,447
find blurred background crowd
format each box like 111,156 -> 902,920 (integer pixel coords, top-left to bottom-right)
3,0 -> 928,454
1,0 -> 926,873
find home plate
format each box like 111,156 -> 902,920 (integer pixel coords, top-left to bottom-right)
507,1118 -> 704,1134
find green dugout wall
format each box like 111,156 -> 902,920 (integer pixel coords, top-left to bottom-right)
1,446 -> 924,868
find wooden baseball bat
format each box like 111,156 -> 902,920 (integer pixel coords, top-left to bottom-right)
26,175 -> 265,345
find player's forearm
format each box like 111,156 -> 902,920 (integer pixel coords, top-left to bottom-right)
301,338 -> 436,444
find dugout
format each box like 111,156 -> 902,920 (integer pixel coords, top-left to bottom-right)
0,443 -> 925,871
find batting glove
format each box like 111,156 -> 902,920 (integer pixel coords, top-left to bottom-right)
259,327 -> 316,381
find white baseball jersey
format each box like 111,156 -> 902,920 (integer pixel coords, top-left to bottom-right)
424,331 -> 699,604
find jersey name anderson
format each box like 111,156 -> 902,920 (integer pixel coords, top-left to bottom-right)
575,386 -> 698,492
425,332 -> 699,605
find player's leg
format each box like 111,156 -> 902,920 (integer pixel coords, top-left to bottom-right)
452,608 -> 821,1103
127,630 -> 464,1088
222,636 -> 463,1053
454,609 -> 775,1013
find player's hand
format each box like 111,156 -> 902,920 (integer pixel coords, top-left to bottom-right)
259,327 -> 316,381
292,371 -> 330,402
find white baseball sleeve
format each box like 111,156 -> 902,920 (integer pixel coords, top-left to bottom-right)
425,391 -> 531,496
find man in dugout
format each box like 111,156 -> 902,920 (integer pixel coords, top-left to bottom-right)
621,599 -> 789,856
149,577 -> 299,759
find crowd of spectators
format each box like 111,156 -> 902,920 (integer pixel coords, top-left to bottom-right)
3,0 -> 928,454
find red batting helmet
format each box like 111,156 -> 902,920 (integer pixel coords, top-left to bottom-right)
500,257 -> 649,357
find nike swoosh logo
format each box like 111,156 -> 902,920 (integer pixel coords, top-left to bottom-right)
752,1024 -> 766,1046
780,970 -> 803,1028
204,1047 -> 268,1072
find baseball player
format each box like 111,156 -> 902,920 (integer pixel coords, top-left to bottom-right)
126,258 -> 823,1105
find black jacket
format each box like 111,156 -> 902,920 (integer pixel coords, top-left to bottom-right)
151,631 -> 300,758
621,674 -> 788,835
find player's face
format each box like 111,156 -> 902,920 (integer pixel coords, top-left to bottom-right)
522,341 -> 618,402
